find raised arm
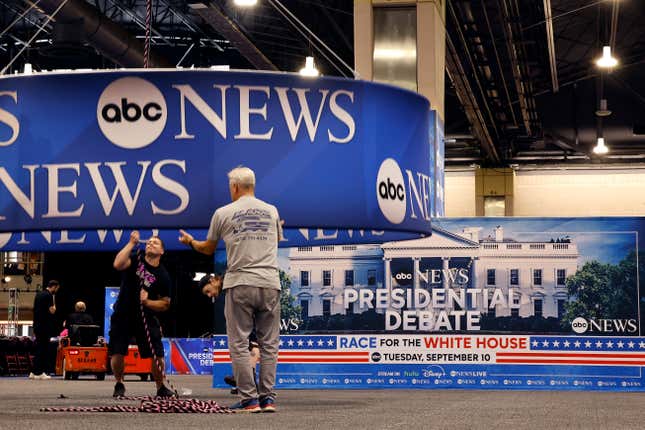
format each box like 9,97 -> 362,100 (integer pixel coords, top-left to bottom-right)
114,231 -> 139,271
178,229 -> 218,256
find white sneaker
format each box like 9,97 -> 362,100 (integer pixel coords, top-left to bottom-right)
28,372 -> 37,379
36,373 -> 51,380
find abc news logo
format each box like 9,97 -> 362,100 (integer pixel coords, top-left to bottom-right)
571,317 -> 637,334
96,77 -> 167,149
376,158 -> 406,224
378,177 -> 405,202
101,98 -> 163,123
393,271 -> 412,286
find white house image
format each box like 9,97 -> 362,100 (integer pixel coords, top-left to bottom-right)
288,225 -> 580,323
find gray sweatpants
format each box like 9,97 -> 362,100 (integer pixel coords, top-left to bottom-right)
224,285 -> 280,401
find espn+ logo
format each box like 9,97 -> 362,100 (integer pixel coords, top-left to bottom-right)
96,77 -> 167,149
376,158 -> 406,224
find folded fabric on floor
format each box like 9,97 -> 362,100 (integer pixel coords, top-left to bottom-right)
40,397 -> 232,413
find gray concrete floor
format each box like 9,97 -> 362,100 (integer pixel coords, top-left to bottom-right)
0,374 -> 644,429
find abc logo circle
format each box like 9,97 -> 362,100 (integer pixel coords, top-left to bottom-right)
571,317 -> 588,333
394,271 -> 412,286
376,158 -> 406,224
97,77 -> 167,149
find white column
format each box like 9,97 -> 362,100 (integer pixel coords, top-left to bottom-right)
469,257 -> 479,311
384,257 -> 392,294
413,257 -> 420,308
442,257 -> 450,289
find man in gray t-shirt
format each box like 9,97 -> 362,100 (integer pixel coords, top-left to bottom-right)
179,166 -> 282,413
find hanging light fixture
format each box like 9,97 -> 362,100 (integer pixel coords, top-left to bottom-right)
596,46 -> 618,68
234,0 -> 257,6
593,137 -> 609,154
299,56 -> 319,77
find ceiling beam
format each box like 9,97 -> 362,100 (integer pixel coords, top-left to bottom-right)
446,32 -> 501,164
543,0 -> 559,92
188,2 -> 278,71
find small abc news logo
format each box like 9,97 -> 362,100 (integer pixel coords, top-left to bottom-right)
375,158 -> 406,224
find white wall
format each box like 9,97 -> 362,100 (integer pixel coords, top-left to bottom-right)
445,166 -> 645,217
514,167 -> 645,216
444,169 -> 476,216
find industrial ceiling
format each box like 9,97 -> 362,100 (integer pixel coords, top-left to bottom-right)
0,0 -> 642,166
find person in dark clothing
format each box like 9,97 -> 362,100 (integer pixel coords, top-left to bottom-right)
109,231 -> 175,398
30,280 -> 60,380
65,301 -> 97,346
66,301 -> 94,326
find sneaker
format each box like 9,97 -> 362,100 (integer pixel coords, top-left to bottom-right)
113,382 -> 126,397
229,398 -> 261,413
260,396 -> 276,413
36,373 -> 51,380
156,385 -> 177,398
28,372 -> 37,380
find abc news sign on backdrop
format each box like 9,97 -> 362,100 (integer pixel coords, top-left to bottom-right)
0,70 -> 433,236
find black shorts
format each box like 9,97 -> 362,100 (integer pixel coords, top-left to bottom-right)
108,312 -> 164,359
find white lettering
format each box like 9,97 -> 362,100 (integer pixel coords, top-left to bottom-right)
405,170 -> 430,220
43,163 -> 84,218
151,159 -> 189,215
85,161 -> 150,216
0,164 -> 38,219
275,87 -> 329,142
173,84 -> 230,139
234,85 -> 273,140
0,91 -> 19,146
327,89 -> 355,144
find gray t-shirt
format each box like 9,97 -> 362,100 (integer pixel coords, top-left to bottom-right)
207,195 -> 283,290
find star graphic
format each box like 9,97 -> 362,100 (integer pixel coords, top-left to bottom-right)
574,341 -> 581,348
595,341 -> 603,348
606,341 -> 614,348
639,342 -> 645,349
617,341 -> 624,348
307,340 -> 314,346
219,340 -> 226,346
531,341 -> 538,347
327,339 -> 334,346
628,341 -> 635,349
553,341 -> 560,347
317,340 -> 324,346
287,339 -> 294,346
542,340 -> 549,347
584,341 -> 592,348
297,340 -> 304,346
279,340 -> 284,347
563,340 -> 570,348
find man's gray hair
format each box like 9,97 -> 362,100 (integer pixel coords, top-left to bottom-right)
75,301 -> 86,312
228,166 -> 256,187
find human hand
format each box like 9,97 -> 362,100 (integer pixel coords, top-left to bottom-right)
140,288 -> 149,304
178,229 -> 194,246
129,231 -> 140,245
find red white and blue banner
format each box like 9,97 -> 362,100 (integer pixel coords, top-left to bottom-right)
211,217 -> 645,391
213,334 -> 645,390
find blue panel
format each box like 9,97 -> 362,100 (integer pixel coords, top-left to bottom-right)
0,70 -> 433,236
